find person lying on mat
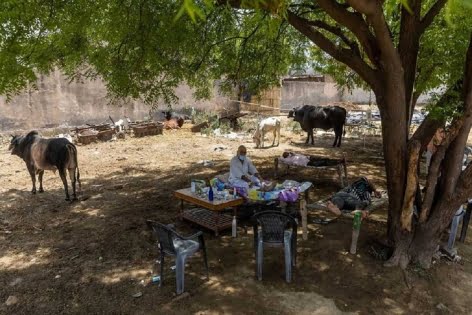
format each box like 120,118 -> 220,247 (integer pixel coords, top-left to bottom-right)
326,177 -> 381,219
229,145 -> 275,191
281,151 -> 344,167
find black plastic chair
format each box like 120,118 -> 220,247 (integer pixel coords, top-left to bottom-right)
252,211 -> 298,283
146,220 -> 209,294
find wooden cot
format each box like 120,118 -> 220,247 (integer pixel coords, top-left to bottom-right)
274,155 -> 348,187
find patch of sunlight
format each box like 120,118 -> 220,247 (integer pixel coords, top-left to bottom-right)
344,256 -> 353,263
317,261 -> 330,272
0,248 -> 51,270
272,291 -> 357,315
382,298 -> 405,314
97,267 -> 149,284
71,207 -> 101,216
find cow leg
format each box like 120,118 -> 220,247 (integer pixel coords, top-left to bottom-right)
38,170 -> 44,193
68,168 -> 78,201
336,127 -> 342,147
59,168 -> 71,201
27,165 -> 37,194
276,125 -> 280,146
333,132 -> 338,147
310,130 -> 315,145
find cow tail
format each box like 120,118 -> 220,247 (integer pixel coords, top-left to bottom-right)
67,143 -> 81,192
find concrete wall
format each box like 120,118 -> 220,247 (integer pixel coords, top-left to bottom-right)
281,80 -> 432,110
0,69 -> 232,131
281,81 -> 342,109
1,69 -> 435,131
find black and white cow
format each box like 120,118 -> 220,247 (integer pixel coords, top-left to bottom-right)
9,131 -> 81,201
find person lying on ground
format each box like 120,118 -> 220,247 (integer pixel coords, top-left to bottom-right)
280,151 -> 344,167
326,177 -> 381,219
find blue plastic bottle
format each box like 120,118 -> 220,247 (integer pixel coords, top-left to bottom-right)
208,186 -> 214,201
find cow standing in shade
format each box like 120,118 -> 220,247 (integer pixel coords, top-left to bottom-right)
288,105 -> 347,147
9,131 -> 81,201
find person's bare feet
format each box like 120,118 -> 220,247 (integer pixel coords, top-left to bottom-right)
326,201 -> 342,216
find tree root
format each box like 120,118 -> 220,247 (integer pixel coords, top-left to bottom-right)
384,251 -> 410,269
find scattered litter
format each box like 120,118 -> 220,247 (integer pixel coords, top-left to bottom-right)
197,160 -> 214,167
212,145 -> 227,151
132,292 -> 143,298
170,265 -> 176,271
436,303 -> 449,312
212,129 -> 245,139
5,295 -> 18,306
56,133 -> 73,143
151,275 -> 160,283
9,278 -> 23,286
55,275 -> 61,279
98,256 -> 103,261
313,218 -> 337,225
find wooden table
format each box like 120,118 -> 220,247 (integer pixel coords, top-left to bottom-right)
174,188 -> 244,236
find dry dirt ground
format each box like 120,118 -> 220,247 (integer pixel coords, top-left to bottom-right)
1,122 -> 472,315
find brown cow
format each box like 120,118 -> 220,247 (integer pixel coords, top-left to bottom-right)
163,119 -> 181,130
9,131 -> 81,201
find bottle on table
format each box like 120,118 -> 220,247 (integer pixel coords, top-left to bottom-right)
208,185 -> 214,202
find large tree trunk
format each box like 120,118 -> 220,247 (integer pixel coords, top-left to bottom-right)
374,68 -> 409,248
385,33 -> 472,268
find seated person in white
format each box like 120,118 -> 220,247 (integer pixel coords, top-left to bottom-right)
229,145 -> 262,190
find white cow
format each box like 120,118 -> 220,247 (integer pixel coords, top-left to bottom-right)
253,117 -> 281,148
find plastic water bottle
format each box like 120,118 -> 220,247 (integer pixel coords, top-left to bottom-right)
232,216 -> 237,237
208,185 -> 214,202
350,211 -> 362,254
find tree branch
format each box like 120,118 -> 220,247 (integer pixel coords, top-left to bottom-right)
448,33 -> 472,199
420,143 -> 446,223
408,82 -> 462,149
316,0 -> 380,66
419,0 -> 448,33
286,11 -> 379,89
306,20 -> 360,56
